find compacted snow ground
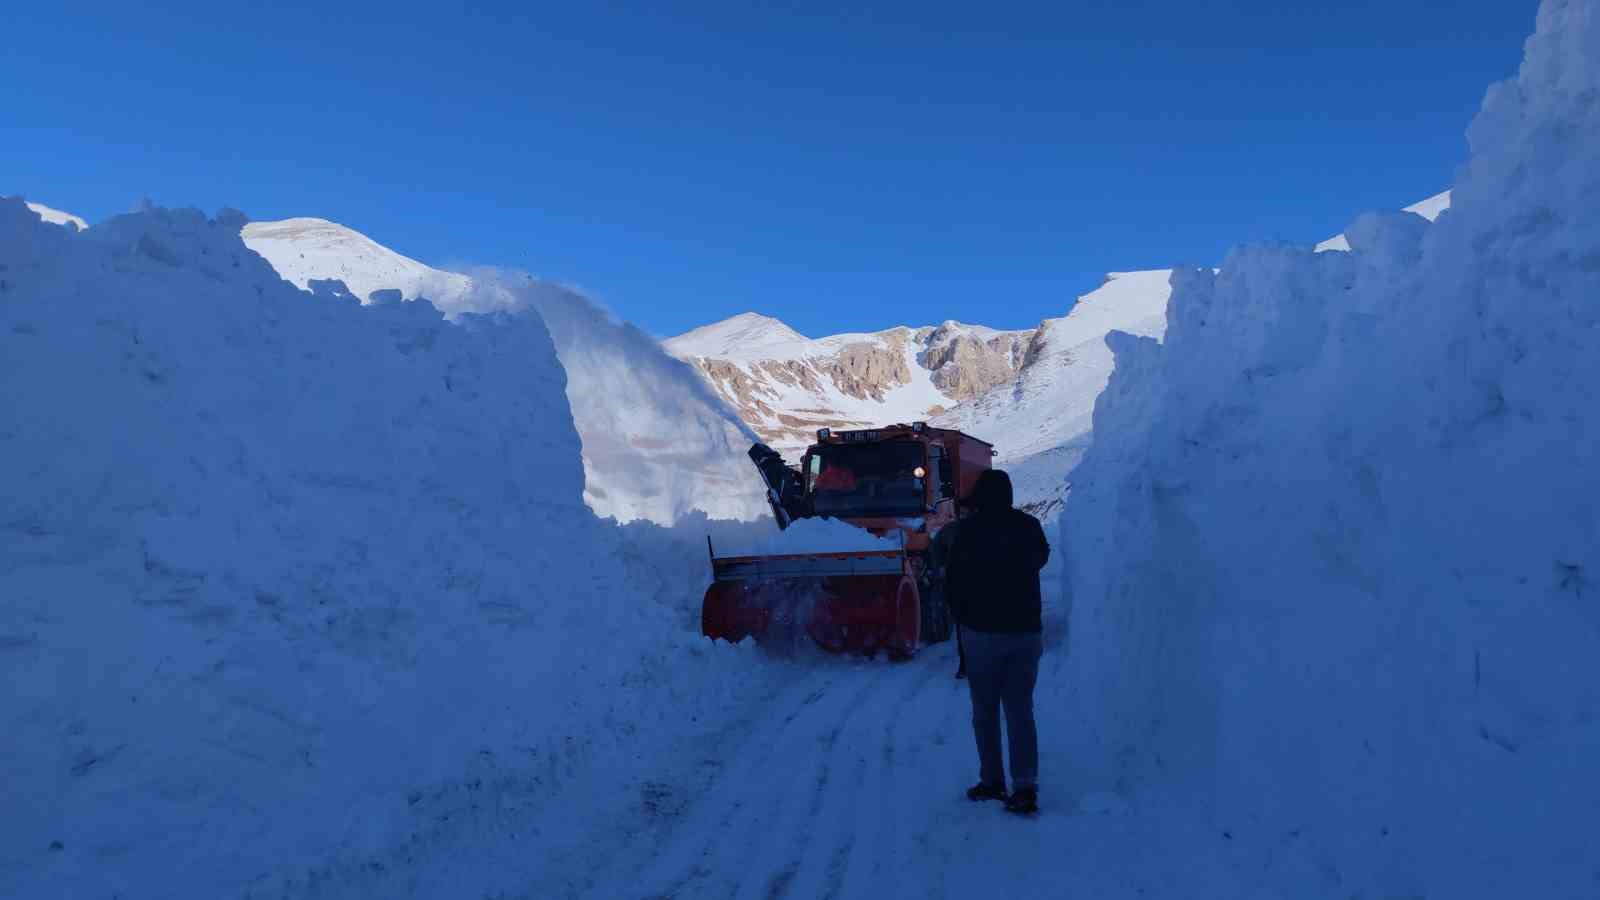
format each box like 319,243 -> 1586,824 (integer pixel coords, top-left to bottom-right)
505,592 -> 1325,900
204,576 -> 1324,900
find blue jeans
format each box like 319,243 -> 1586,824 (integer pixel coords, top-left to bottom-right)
964,629 -> 1043,790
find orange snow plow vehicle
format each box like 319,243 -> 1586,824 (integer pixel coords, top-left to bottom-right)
702,423 -> 994,659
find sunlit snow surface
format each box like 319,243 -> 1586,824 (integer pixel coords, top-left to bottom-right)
23,200 -> 86,230
242,217 -> 475,305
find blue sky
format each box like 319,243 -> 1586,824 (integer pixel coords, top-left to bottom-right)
6,2 -> 1534,337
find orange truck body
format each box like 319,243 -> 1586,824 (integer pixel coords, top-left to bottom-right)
703,423 -> 994,658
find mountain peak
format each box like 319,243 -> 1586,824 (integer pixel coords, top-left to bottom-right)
664,312 -> 807,359
25,201 -> 88,231
241,216 -> 472,305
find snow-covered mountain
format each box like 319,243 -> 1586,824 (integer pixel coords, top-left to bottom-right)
23,201 -> 86,230
242,217 -> 474,304
665,315 -> 1036,454
232,217 -> 765,524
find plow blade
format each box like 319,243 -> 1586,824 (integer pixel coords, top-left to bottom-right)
702,550 -> 921,659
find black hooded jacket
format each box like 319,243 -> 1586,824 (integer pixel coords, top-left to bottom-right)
945,472 -> 1050,634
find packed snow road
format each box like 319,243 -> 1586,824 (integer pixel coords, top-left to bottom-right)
243,595 -> 1307,899
571,643 -> 983,899
519,601 -> 1262,900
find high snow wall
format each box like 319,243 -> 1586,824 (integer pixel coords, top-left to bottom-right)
0,201 -> 757,898
444,269 -> 767,525
1061,1 -> 1599,894
240,218 -> 768,526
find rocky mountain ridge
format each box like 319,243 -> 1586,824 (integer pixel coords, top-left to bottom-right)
664,315 -> 1039,452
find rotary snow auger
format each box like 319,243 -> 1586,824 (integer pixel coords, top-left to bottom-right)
702,423 -> 995,659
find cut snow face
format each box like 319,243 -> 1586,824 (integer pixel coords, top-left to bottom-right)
239,216 -> 765,524
0,198 -> 781,899
1061,1 -> 1599,894
711,516 -> 904,558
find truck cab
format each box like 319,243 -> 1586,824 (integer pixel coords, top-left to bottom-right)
753,422 -> 994,553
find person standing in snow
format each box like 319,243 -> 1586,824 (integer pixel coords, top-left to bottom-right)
946,469 -> 1049,815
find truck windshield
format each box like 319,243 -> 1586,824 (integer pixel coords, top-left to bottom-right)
809,441 -> 926,518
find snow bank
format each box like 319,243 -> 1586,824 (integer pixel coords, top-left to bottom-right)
240,216 -> 766,525
444,269 -> 768,525
710,515 -> 904,558
1061,2 -> 1599,894
0,199 -> 767,898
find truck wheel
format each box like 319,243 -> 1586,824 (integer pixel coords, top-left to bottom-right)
889,578 -> 920,660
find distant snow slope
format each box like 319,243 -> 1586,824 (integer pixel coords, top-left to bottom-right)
242,217 -> 474,305
240,217 -> 764,523
24,201 -> 87,230
933,269 -> 1172,515
1315,189 -> 1452,252
666,311 -> 808,358
666,316 -> 1035,454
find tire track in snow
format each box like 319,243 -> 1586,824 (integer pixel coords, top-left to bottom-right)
866,650 -> 966,899
620,664 -> 877,899
549,663 -> 844,899
812,647 -> 955,900
596,643 -> 961,900
730,670 -> 883,900
563,638 -> 970,900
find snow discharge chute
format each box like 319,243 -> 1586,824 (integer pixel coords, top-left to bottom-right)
702,424 -> 995,659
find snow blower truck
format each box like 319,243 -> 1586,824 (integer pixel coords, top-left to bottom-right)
702,422 -> 995,659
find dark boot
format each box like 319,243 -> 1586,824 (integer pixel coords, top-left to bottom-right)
966,781 -> 1007,802
1004,787 -> 1038,815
